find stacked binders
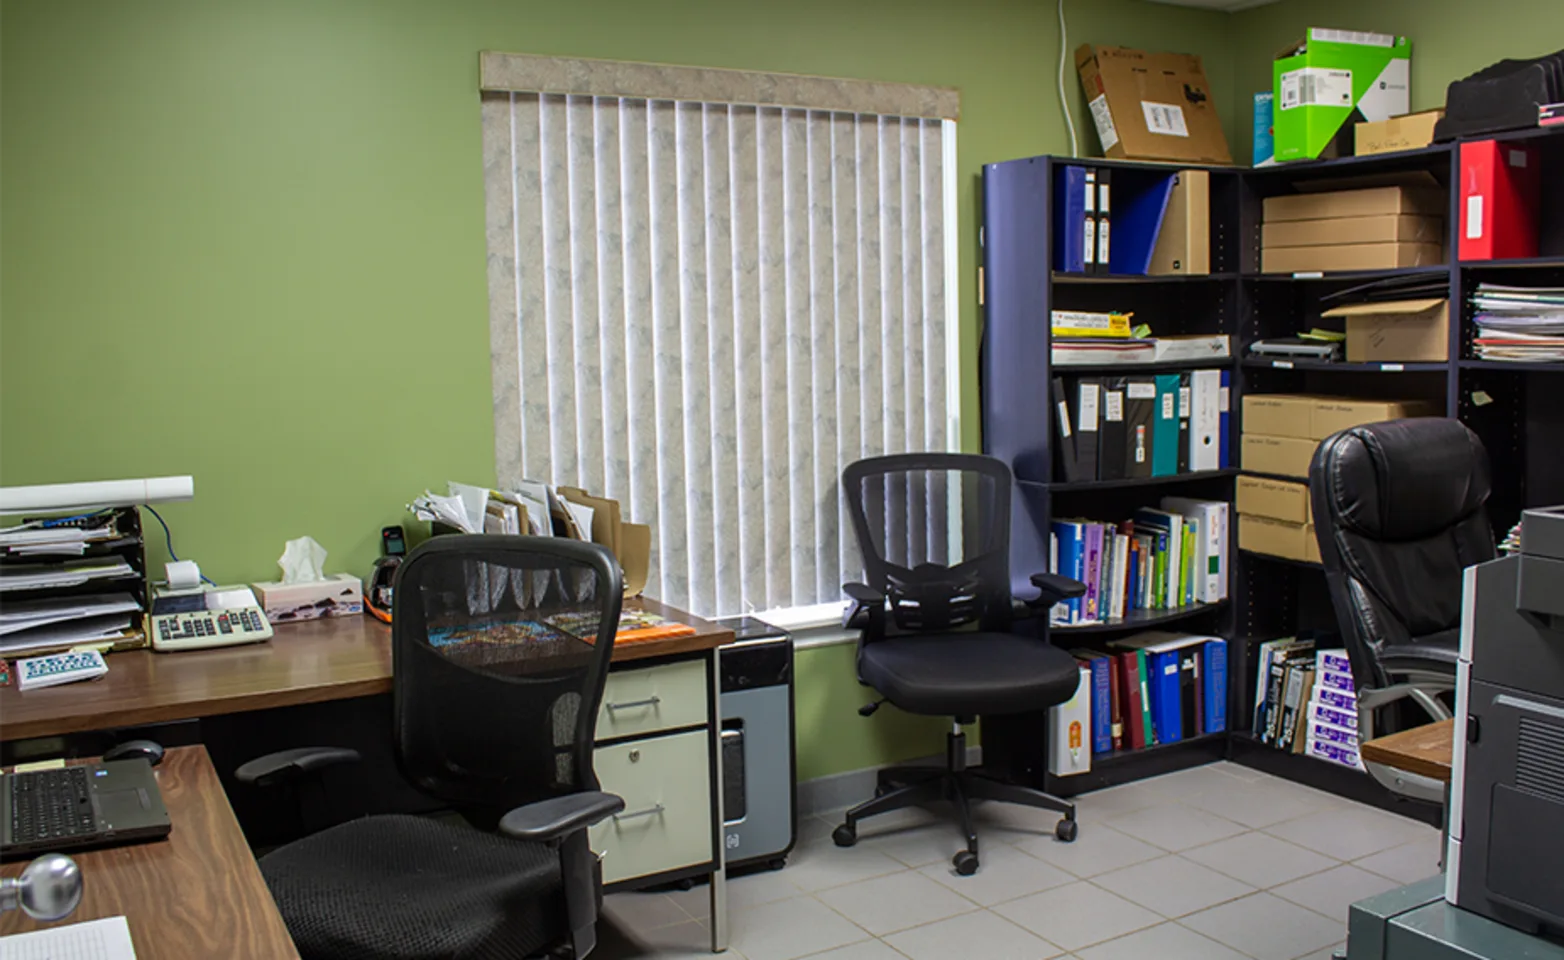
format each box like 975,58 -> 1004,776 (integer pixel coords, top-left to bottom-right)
1052,370 -> 1231,483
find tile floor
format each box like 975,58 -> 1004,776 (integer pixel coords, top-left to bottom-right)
593,761 -> 1442,960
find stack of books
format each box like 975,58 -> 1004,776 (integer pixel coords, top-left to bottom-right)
1050,310 -> 1231,367
1048,631 -> 1228,776
1048,499 -> 1229,627
1253,638 -> 1364,771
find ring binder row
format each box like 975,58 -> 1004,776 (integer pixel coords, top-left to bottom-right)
1051,370 -> 1230,483
1054,165 -> 1209,277
0,505 -> 151,659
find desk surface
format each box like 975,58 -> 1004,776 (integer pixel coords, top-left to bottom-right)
0,746 -> 299,959
1360,718 -> 1456,783
1,598 -> 732,742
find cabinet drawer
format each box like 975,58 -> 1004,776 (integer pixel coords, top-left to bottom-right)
590,729 -> 713,885
596,658 -> 707,741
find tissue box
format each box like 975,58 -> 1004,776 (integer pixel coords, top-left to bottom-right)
252,574 -> 364,623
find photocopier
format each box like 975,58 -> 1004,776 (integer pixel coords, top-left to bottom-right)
1448,505 -> 1564,937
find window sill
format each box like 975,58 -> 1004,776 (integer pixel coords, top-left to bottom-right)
747,601 -> 857,651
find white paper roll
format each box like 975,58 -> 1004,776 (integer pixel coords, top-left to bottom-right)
166,560 -> 202,590
0,476 -> 195,514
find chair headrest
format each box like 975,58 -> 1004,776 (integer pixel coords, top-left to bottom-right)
1312,418 -> 1490,542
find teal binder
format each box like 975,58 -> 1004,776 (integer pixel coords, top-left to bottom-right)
1152,374 -> 1181,478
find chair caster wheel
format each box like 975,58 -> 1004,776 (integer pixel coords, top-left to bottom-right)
767,857 -> 787,871
1056,818 -> 1078,843
953,851 -> 979,876
833,824 -> 857,847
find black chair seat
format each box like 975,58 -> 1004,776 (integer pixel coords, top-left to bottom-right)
260,814 -> 564,960
860,632 -> 1081,716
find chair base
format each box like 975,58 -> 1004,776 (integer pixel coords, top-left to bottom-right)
832,726 -> 1076,874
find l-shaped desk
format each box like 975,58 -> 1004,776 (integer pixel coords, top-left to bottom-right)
0,599 -> 737,953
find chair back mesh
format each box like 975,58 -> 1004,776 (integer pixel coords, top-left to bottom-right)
392,535 -> 622,812
841,453 -> 1014,634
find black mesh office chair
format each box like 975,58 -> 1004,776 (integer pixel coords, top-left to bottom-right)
239,536 -> 626,960
1310,418 -> 1496,803
831,453 -> 1086,875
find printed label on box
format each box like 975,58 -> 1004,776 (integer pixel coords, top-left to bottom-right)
1141,101 -> 1190,137
1089,94 -> 1119,152
1280,67 -> 1353,111
1309,27 -> 1394,47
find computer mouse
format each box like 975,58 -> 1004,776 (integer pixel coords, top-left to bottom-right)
103,739 -> 165,767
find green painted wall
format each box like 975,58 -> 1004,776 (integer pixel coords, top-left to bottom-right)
1229,0 -> 1564,164
1,0 -> 1231,779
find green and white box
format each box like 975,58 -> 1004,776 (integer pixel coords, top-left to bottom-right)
1273,28 -> 1410,162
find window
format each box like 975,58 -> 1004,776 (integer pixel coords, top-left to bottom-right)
480,53 -> 960,617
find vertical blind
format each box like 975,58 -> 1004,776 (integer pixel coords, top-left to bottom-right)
483,91 -> 953,616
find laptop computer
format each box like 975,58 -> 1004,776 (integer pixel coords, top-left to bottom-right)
1,759 -> 172,862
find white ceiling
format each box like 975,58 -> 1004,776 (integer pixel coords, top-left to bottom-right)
1141,0 -> 1282,10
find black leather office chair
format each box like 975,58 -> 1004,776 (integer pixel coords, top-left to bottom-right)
831,453 -> 1086,876
1310,418 -> 1496,803
240,536 -> 626,960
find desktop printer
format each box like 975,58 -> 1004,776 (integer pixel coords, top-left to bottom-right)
1448,505 -> 1564,937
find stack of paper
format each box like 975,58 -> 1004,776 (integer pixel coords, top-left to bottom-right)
0,523 -> 117,557
1472,283 -> 1564,362
0,559 -> 136,592
0,593 -> 141,656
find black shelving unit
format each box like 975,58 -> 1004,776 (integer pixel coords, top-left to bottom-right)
1052,601 -> 1227,635
980,127 -> 1564,805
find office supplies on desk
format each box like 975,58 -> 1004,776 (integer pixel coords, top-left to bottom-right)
1,760 -> 170,862
150,585 -> 272,651
1248,338 -> 1342,361
0,916 -> 136,960
365,526 -> 406,624
15,651 -> 108,690
0,854 -> 82,922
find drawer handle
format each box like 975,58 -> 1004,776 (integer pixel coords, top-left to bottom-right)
606,696 -> 662,711
613,804 -> 665,822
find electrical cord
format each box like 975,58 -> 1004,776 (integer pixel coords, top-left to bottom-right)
1058,0 -> 1078,158
144,505 -> 216,586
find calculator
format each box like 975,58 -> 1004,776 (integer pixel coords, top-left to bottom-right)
150,605 -> 273,652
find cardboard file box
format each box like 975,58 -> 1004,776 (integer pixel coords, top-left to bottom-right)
1242,394 -> 1439,441
1242,433 -> 1318,478
1356,109 -> 1443,156
1261,214 -> 1443,248
1237,475 -> 1312,525
1323,298 -> 1450,362
1262,186 -> 1446,223
1261,241 -> 1443,274
1239,513 -> 1321,564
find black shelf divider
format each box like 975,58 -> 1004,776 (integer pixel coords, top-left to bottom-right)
1245,264 -> 1450,283
1240,358 -> 1448,373
1459,359 -> 1564,373
1044,468 -> 1238,493
1053,601 -> 1227,635
1053,358 -> 1235,375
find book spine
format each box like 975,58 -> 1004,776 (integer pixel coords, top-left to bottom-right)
1315,686 -> 1357,712
1091,656 -> 1112,754
1109,653 -> 1124,750
1136,650 -> 1156,745
1084,525 -> 1103,621
1204,638 -> 1228,733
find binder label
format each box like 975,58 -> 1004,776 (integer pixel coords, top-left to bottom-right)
1178,386 -> 1191,417
1084,217 -> 1097,265
1466,195 -> 1484,239
1083,171 -> 1096,213
1097,219 -> 1111,267
1140,101 -> 1190,137
1104,391 -> 1124,422
1057,402 -> 1072,438
1161,394 -> 1175,419
1218,386 -> 1231,412
1135,425 -> 1147,463
1088,94 -> 1119,152
1078,384 -> 1100,432
1128,382 -> 1156,399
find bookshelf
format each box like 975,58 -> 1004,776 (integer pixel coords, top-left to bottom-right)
980,126 -> 1564,806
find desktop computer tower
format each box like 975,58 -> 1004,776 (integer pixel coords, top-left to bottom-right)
715,617 -> 796,871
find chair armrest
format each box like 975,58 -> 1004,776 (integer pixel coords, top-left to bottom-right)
842,583 -> 887,632
499,791 -> 625,844
1029,572 -> 1086,608
235,747 -> 363,787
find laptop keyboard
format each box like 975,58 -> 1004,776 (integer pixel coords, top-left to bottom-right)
8,767 -> 97,845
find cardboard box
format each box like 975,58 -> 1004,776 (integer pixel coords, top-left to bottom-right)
1261,214 -> 1443,248
1240,513 -> 1321,563
1076,44 -> 1232,164
1322,298 -> 1450,362
1261,241 -> 1443,274
1238,475 -> 1312,524
1149,170 -> 1211,275
1243,433 -> 1319,478
253,573 -> 364,623
1273,29 -> 1411,162
1242,394 -> 1316,438
1254,92 -> 1276,166
1244,394 -> 1440,440
1356,109 -> 1443,156
1263,186 -> 1446,223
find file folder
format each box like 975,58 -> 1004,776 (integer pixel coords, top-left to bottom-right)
1054,166 -> 1094,273
1107,171 -> 1174,276
1151,374 -> 1181,478
1124,377 -> 1157,479
1074,379 -> 1102,482
1189,369 -> 1222,471
1093,168 -> 1112,275
1051,377 -> 1083,482
1218,370 -> 1232,468
1098,377 -> 1129,481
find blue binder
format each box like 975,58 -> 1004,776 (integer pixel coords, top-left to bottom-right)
1085,653 -> 1112,754
1053,166 -> 1092,273
1107,173 -> 1176,275
1218,370 -> 1232,469
1149,649 -> 1184,744
1203,638 -> 1228,733
1050,520 -> 1086,623
1151,374 -> 1181,478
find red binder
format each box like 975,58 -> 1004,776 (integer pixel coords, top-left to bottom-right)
1459,140 -> 1541,261
1119,651 -> 1146,750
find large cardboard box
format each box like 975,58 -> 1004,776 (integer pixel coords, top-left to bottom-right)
1242,394 -> 1316,438
1263,186 -> 1446,223
1076,44 -> 1232,164
1356,109 -> 1443,156
1261,214 -> 1443,248
1243,433 -> 1319,478
1273,29 -> 1411,162
1261,241 -> 1443,274
1244,394 -> 1440,440
1240,514 -> 1321,563
1149,169 -> 1211,275
1322,298 -> 1450,362
1238,475 -> 1312,524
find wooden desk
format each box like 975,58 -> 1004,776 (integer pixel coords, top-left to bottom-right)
1,598 -> 732,742
1360,718 -> 1456,783
0,746 -> 299,959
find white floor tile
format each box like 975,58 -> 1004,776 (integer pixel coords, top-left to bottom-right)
1075,921 -> 1251,960
1091,854 -> 1257,918
1181,892 -> 1346,960
884,909 -> 1065,960
1292,942 -> 1346,960
1105,802 -> 1248,852
916,840 -> 1074,906
992,881 -> 1161,952
797,941 -> 908,960
1264,806 -> 1435,862
783,842 -> 908,893
815,870 -> 978,936
1183,775 -> 1340,829
1015,822 -> 1164,878
603,891 -> 697,931
1271,863 -> 1401,923
855,820 -> 967,869
971,798 -> 1075,844
1133,765 -> 1249,804
1352,833 -> 1444,885
1182,831 -> 1340,889
595,918 -> 745,959
729,897 -> 871,960
1070,782 -> 1159,819
1208,761 -> 1272,783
